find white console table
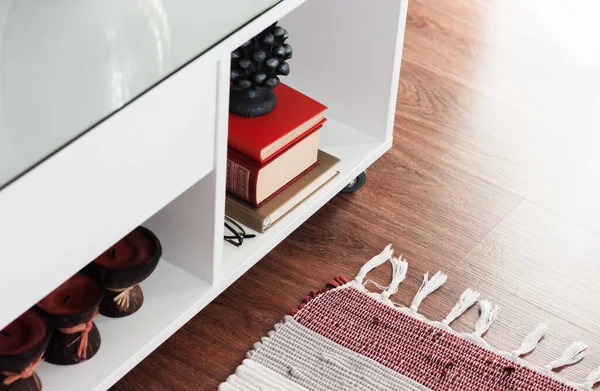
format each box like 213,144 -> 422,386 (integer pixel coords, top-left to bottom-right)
0,0 -> 408,389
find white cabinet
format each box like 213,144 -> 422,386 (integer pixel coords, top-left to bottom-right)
0,0 -> 408,389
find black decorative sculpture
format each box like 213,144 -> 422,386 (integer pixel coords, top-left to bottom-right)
230,23 -> 292,118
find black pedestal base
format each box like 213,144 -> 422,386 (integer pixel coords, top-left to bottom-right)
230,88 -> 276,118
100,285 -> 144,318
44,323 -> 101,365
0,373 -> 42,391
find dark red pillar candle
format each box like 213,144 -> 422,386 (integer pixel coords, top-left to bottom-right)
36,273 -> 103,365
37,273 -> 101,315
0,310 -> 49,390
90,226 -> 161,318
0,312 -> 46,356
94,229 -> 155,269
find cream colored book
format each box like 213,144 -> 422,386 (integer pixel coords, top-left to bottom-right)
226,150 -> 340,233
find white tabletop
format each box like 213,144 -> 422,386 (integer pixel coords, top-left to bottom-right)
0,0 -> 279,189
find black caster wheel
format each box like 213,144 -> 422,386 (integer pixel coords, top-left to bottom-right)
341,171 -> 367,193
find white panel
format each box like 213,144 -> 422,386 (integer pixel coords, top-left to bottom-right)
210,58 -> 232,276
281,0 -> 407,141
143,174 -> 218,282
0,56 -> 217,330
385,0 -> 409,140
144,58 -> 230,282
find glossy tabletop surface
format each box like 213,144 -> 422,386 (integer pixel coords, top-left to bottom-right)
0,0 -> 279,189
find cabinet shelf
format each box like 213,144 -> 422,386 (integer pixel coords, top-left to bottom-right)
36,260 -> 211,391
220,118 -> 391,284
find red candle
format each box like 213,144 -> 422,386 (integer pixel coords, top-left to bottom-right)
94,229 -> 155,268
37,273 -> 101,315
88,226 -> 161,318
0,310 -> 46,356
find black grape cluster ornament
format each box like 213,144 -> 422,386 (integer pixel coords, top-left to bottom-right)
230,23 -> 292,118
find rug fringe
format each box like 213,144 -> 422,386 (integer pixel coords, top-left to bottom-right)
354,244 -> 393,285
382,256 -> 408,298
544,341 -> 587,371
512,323 -> 548,357
442,288 -> 480,326
409,271 -> 447,314
471,299 -> 500,338
291,275 -> 348,316
246,315 -> 294,360
582,365 -> 600,388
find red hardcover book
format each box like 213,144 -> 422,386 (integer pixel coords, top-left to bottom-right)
226,125 -> 322,207
228,83 -> 327,164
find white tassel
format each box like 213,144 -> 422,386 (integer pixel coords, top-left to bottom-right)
543,341 -> 588,371
471,299 -> 500,338
382,256 -> 408,298
410,271 -> 447,313
511,323 -> 548,357
363,280 -> 389,291
355,244 -> 393,284
442,288 -> 480,326
582,365 -> 600,388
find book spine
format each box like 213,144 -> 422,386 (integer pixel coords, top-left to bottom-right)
225,200 -> 267,233
227,139 -> 260,164
226,153 -> 259,205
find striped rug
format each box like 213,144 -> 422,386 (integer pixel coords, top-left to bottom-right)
220,245 -> 600,390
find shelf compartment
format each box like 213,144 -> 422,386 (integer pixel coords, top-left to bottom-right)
219,117 -> 391,284
36,260 -> 212,391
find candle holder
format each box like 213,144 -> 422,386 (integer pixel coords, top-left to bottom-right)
0,310 -> 50,391
36,273 -> 103,365
88,226 -> 162,318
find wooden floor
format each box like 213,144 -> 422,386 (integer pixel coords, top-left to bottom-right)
113,0 -> 600,389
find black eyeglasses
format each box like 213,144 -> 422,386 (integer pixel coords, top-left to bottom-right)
224,217 -> 256,247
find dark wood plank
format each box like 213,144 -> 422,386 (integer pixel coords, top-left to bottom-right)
113,0 -> 600,389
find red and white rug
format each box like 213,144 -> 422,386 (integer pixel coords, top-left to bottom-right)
220,245 -> 600,390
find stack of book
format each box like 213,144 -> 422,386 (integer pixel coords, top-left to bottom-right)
226,83 -> 340,233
